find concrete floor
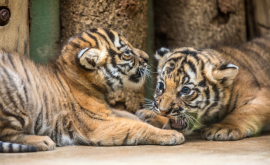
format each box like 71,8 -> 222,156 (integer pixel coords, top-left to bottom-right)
1,132 -> 270,165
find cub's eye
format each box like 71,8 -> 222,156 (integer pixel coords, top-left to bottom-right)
157,82 -> 165,95
181,87 -> 191,95
124,49 -> 132,56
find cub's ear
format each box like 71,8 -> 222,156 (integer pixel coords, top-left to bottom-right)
155,47 -> 171,74
155,47 -> 170,61
212,63 -> 239,86
78,48 -> 104,70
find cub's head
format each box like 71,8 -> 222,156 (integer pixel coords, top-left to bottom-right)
152,47 -> 238,134
58,28 -> 148,92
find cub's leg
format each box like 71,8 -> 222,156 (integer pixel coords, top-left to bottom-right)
0,107 -> 56,151
89,116 -> 184,145
111,108 -> 141,121
0,67 -> 56,151
202,96 -> 270,141
0,134 -> 56,151
136,109 -> 171,129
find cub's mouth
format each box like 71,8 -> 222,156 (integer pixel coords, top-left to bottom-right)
169,118 -> 188,131
132,67 -> 146,79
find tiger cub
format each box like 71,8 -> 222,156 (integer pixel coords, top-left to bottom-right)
137,35 -> 270,141
0,28 -> 184,152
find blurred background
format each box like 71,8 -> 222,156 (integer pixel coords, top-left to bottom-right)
0,0 -> 269,111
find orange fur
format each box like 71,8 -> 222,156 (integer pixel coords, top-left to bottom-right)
0,28 -> 184,152
138,35 -> 270,141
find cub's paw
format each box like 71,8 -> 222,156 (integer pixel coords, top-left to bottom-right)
136,109 -> 171,129
202,124 -> 245,141
25,136 -> 56,151
136,109 -> 154,121
158,130 -> 185,145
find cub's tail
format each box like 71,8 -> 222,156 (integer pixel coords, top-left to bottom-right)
0,141 -> 38,153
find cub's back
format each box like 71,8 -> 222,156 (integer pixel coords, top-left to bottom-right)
216,34 -> 270,87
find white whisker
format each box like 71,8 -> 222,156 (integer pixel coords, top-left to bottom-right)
185,113 -> 204,126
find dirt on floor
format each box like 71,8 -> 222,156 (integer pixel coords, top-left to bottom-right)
1,132 -> 270,165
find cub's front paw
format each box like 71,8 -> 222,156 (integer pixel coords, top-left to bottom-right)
136,109 -> 171,129
158,130 -> 185,145
136,109 -> 154,121
202,124 -> 245,141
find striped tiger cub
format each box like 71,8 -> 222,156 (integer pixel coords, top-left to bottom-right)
0,28 -> 184,152
137,35 -> 270,141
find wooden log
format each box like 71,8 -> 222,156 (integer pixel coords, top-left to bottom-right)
154,0 -> 247,49
61,0 -> 148,51
0,0 -> 29,56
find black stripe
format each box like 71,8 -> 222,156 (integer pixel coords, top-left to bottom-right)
17,88 -> 26,110
23,86 -> 29,104
104,66 -> 123,85
212,84 -> 220,101
85,31 -> 99,48
108,49 -> 118,67
3,67 -> 26,110
165,108 -> 173,115
90,28 -> 98,32
188,61 -> 196,74
179,49 -> 197,56
166,56 -> 183,63
230,92 -> 238,113
106,80 -> 114,91
34,111 -> 42,134
19,144 -> 22,152
116,65 -> 128,75
103,29 -> 115,44
198,80 -> 206,87
78,36 -> 92,47
190,92 -> 199,101
122,131 -> 130,145
204,84 -> 219,116
69,41 -> 81,49
43,91 -> 48,114
182,75 -> 190,84
71,103 -> 93,132
1,52 -> 5,62
27,145 -> 38,152
52,70 -> 68,94
0,133 -> 20,140
7,53 -> 16,69
1,104 -> 25,127
0,141 -> 3,152
183,101 -> 198,109
204,102 -> 218,117
67,122 -> 74,139
2,68 -> 19,110
81,108 -> 104,121
54,119 -> 59,143
27,145 -> 31,152
9,143 -> 13,152
21,60 -> 31,83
